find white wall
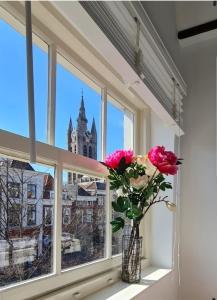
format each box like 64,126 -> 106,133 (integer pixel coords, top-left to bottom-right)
176,1 -> 217,31
136,271 -> 178,300
150,111 -> 176,269
142,3 -> 217,299
180,38 -> 217,300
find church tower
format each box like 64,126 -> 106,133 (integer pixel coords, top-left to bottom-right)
67,91 -> 97,183
90,117 -> 97,159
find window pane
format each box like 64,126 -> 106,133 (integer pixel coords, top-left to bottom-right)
0,11 -> 48,142
61,171 -> 106,270
106,99 -> 124,155
0,156 -> 54,287
106,97 -> 134,255
56,54 -> 101,160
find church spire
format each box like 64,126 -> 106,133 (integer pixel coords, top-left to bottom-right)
68,116 -> 73,132
91,117 -> 97,136
67,116 -> 73,152
77,90 -> 87,132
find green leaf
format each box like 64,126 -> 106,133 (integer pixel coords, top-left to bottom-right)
164,182 -> 172,189
112,197 -> 130,213
126,206 -> 142,220
112,201 -> 120,212
110,217 -> 125,233
117,197 -> 130,212
155,174 -> 165,183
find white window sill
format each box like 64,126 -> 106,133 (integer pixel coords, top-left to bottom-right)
36,261 -> 171,300
83,267 -> 172,300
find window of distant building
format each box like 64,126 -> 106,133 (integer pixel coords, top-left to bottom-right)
44,206 -> 53,226
83,145 -> 87,157
89,146 -> 92,158
27,204 -> 36,226
27,184 -> 36,199
86,209 -> 93,223
8,204 -> 20,227
62,206 -> 71,225
8,182 -> 20,198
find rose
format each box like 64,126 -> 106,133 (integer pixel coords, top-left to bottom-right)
148,146 -> 178,175
105,150 -> 134,169
134,155 -> 159,178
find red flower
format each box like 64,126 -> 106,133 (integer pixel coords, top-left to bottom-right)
148,146 -> 178,175
105,150 -> 134,169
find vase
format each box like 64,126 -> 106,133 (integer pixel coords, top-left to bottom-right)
121,230 -> 142,283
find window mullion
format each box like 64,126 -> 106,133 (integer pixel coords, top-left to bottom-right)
101,87 -> 107,161
105,180 -> 112,259
54,162 -> 62,274
25,1 -> 36,163
47,44 -> 56,146
101,87 -> 111,259
138,108 -> 151,259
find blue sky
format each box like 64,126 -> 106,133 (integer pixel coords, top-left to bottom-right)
0,19 -> 124,161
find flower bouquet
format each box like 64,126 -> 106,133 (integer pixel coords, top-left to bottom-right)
104,146 -> 182,283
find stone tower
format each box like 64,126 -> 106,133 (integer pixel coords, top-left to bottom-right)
67,91 -> 97,183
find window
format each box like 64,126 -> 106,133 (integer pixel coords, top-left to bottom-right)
86,209 -> 93,223
83,145 -> 87,157
89,146 -> 92,158
55,54 -> 101,161
8,204 -> 21,227
106,99 -> 124,155
0,15 -> 48,142
0,156 -> 54,287
62,206 -> 71,225
27,204 -> 36,226
61,171 -> 106,270
27,184 -> 36,199
8,182 -> 20,198
106,96 -> 134,255
0,3 -> 137,297
44,206 -> 53,226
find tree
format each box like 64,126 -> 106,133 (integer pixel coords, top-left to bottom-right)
0,158 -> 52,286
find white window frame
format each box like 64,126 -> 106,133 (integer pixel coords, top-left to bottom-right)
0,3 -> 147,300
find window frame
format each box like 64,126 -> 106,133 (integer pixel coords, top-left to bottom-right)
0,2 -> 145,299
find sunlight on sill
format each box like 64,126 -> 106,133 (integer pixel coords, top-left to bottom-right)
84,267 -> 172,300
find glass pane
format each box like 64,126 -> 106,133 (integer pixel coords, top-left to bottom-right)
55,54 -> 101,160
0,11 -> 48,142
106,97 -> 134,255
61,170 -> 106,269
106,99 -> 124,155
0,156 -> 54,287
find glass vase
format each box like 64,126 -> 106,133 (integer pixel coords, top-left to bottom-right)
121,233 -> 142,283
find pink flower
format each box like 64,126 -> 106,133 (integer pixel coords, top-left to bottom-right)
148,146 -> 178,175
105,150 -> 134,169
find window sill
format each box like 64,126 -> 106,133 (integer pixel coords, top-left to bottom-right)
83,267 -> 172,300
36,260 -> 172,300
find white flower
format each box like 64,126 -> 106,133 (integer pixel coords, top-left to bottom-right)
130,175 -> 149,189
116,188 -> 127,197
135,155 -> 159,178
